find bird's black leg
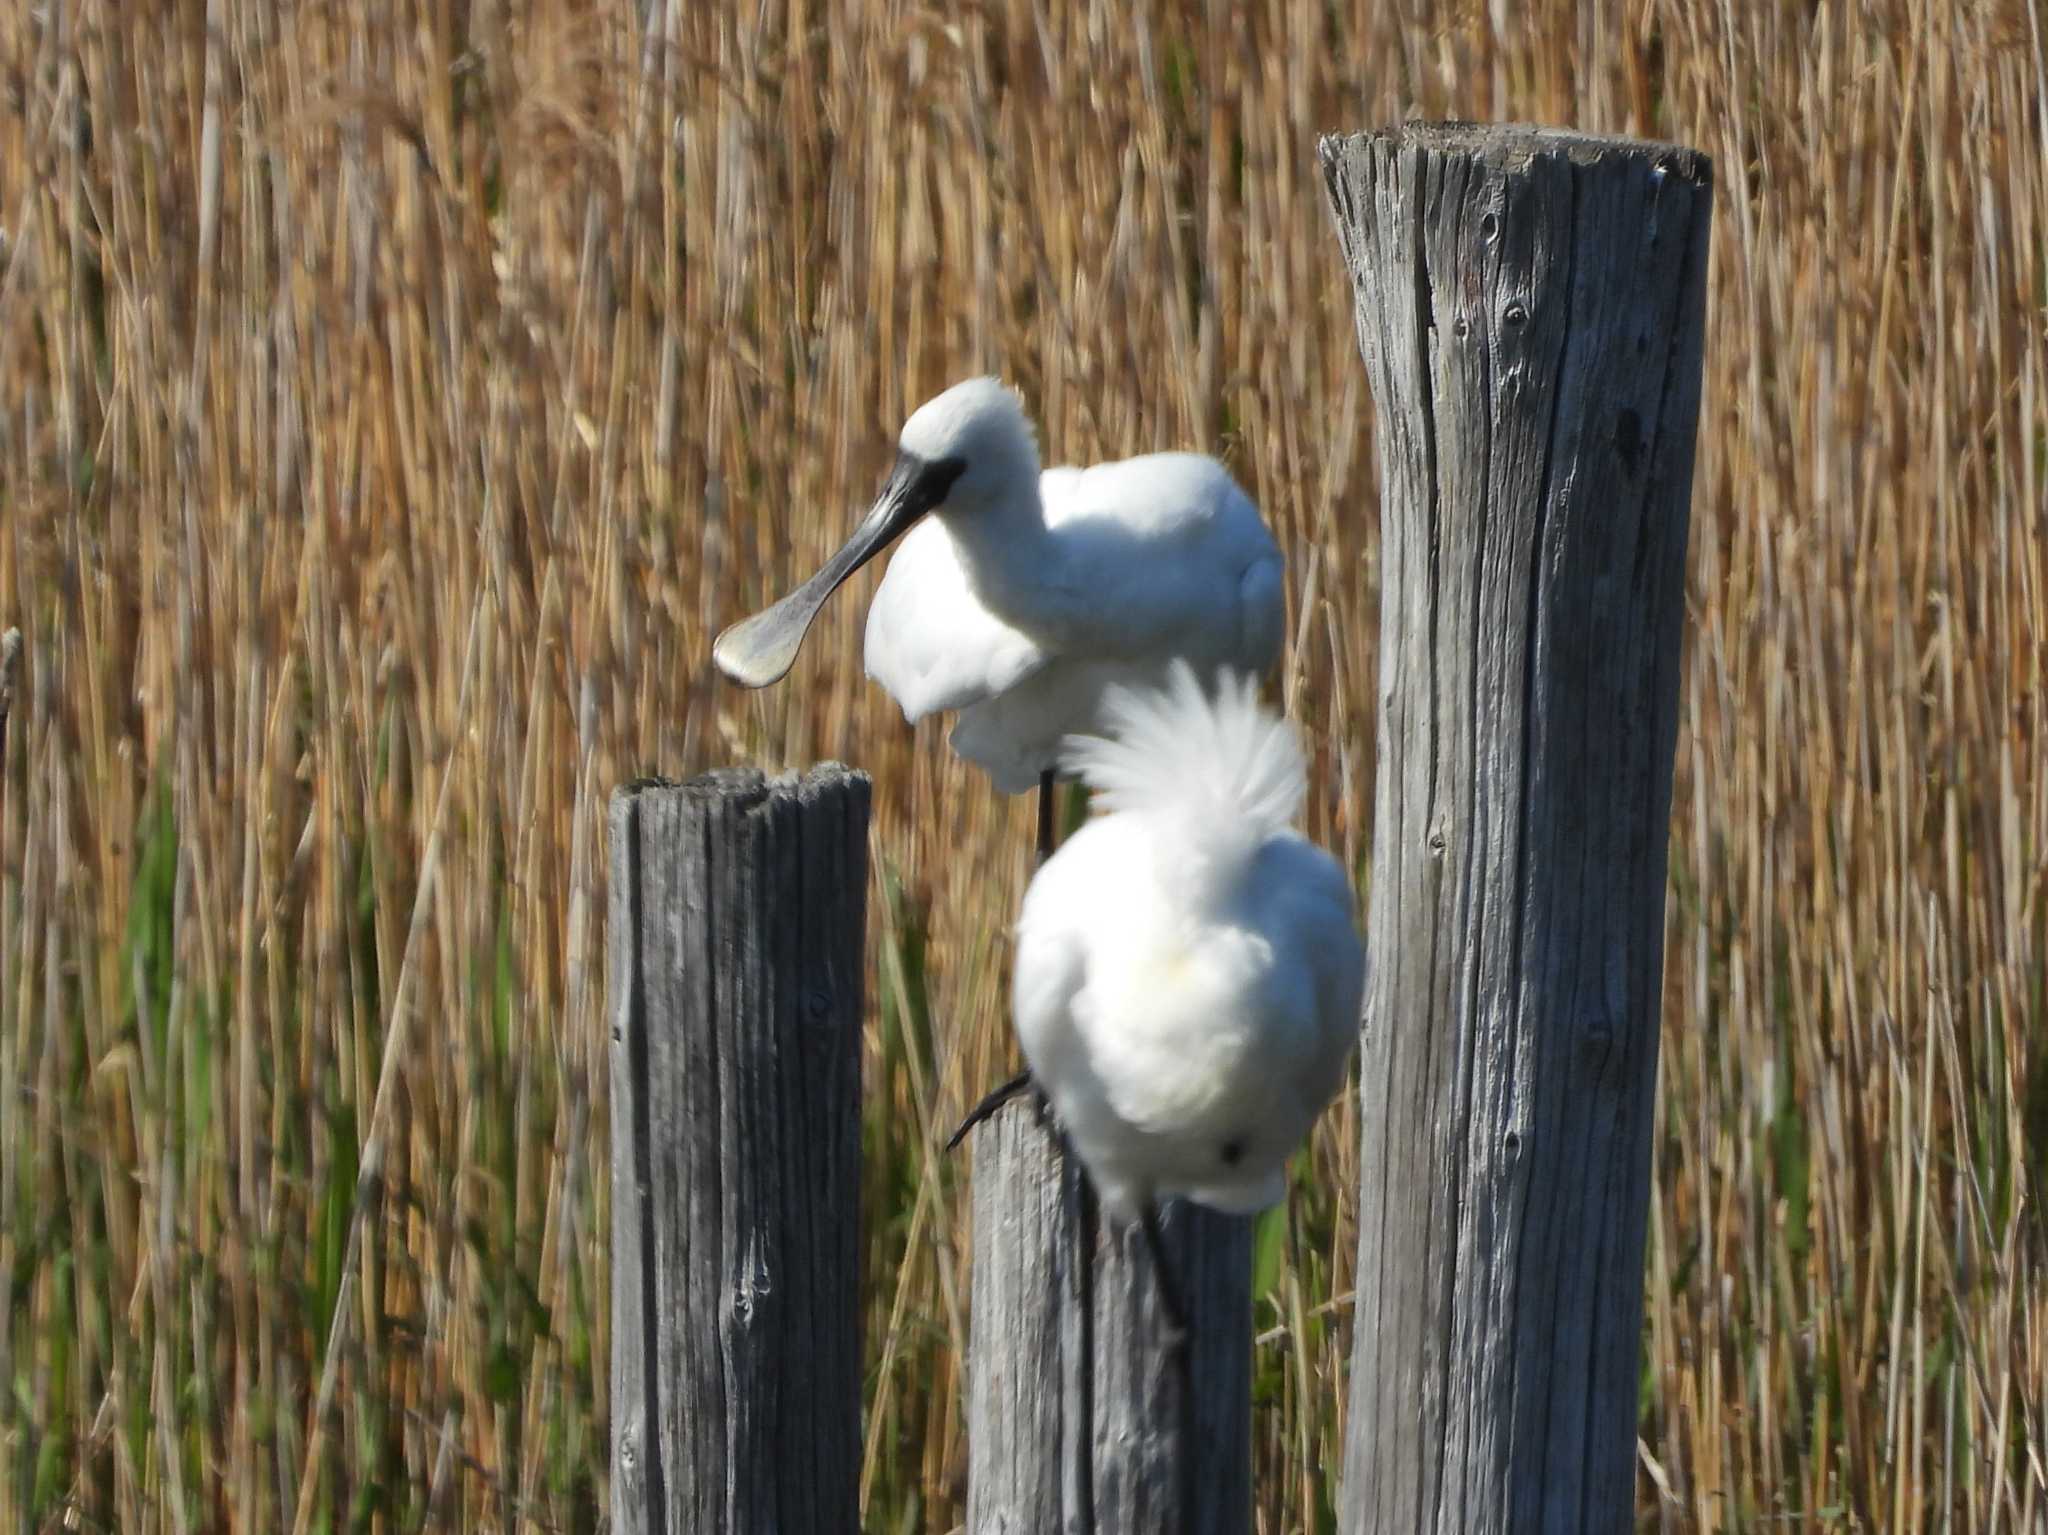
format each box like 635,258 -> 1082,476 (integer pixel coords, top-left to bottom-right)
1036,769 -> 1057,866
945,1068 -> 1037,1151
1139,1200 -> 1192,1345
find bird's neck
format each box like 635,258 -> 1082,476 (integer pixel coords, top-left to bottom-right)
936,482 -> 1069,628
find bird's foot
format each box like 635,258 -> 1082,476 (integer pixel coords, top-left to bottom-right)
945,1069 -> 1040,1152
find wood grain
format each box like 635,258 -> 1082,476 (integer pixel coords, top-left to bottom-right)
1320,123 -> 1711,1532
966,1096 -> 1252,1534
608,766 -> 871,1534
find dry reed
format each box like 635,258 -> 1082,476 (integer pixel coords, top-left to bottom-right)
0,0 -> 2043,1530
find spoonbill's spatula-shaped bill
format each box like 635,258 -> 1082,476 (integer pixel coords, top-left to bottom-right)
712,450 -> 965,689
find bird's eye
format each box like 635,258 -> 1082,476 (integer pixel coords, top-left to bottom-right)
921,455 -> 968,504
888,451 -> 969,517
1219,1138 -> 1245,1166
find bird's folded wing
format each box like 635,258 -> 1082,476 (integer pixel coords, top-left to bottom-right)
1011,895 -> 1091,1094
1274,843 -> 1368,1119
1041,455 -> 1283,665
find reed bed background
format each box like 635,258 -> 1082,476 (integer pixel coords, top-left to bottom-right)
2,0 -> 2044,1529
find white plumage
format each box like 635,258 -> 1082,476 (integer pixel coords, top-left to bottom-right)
868,385 -> 1284,791
713,378 -> 1285,795
866,445 -> 1285,791
1011,663 -> 1365,1225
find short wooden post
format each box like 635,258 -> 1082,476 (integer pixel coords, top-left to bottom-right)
608,766 -> 871,1534
966,1097 -> 1252,1533
1318,124 -> 1710,1529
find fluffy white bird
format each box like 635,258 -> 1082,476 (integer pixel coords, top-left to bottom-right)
963,663 -> 1364,1325
713,379 -> 1284,848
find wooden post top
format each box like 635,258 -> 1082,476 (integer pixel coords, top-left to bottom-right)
1322,121 -> 1712,183
610,761 -> 866,808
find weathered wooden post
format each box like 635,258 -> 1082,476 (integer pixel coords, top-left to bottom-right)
608,766 -> 870,1534
1318,125 -> 1710,1529
966,1097 -> 1252,1533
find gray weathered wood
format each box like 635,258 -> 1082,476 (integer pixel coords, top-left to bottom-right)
1319,124 -> 1710,1532
966,1095 -> 1252,1534
608,765 -> 871,1535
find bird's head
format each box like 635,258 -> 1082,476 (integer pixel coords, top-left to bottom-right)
713,377 -> 1039,688
896,377 -> 1040,512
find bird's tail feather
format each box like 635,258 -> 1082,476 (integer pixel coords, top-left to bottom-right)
1060,661 -> 1303,903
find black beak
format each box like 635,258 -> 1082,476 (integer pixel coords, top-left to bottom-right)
713,451 -> 967,688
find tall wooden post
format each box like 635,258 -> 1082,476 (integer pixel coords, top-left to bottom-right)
966,1098 -> 1252,1533
608,766 -> 870,1535
1319,125 -> 1710,1529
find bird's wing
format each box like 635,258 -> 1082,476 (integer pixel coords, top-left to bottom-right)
1040,454 -> 1237,541
863,517 -> 1050,722
1010,847 -> 1097,1109
1043,454 -> 1284,670
1263,837 -> 1366,1119
1013,821 -> 1173,1221
1236,547 -> 1286,677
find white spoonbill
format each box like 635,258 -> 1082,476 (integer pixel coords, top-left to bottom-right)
711,378 -> 1285,856
955,662 -> 1365,1330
